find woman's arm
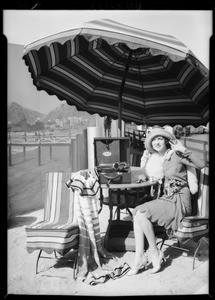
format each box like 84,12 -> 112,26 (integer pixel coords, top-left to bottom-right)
140,149 -> 151,168
169,140 -> 206,169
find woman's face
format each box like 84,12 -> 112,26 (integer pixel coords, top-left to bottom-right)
151,135 -> 167,153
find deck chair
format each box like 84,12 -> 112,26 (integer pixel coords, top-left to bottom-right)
156,166 -> 209,269
25,172 -> 79,275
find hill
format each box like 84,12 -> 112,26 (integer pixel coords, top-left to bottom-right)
8,102 -> 45,125
41,102 -> 98,126
7,101 -> 102,130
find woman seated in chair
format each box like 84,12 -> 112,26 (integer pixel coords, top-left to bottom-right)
127,127 -> 206,276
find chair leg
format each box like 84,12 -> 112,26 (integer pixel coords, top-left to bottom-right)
159,239 -> 165,250
36,249 -> 43,274
126,207 -> 133,217
192,237 -> 209,270
36,249 -> 78,276
156,235 -> 166,250
73,256 -> 78,280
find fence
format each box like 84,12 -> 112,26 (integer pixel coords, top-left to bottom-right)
8,130 -> 209,170
7,130 -> 88,171
181,137 -> 209,165
125,129 -> 146,151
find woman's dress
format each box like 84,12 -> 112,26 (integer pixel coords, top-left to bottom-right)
133,149 -> 205,230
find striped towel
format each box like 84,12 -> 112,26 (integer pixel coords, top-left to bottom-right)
65,170 -> 100,196
66,171 -> 130,283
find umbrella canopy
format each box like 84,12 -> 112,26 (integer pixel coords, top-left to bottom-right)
23,19 -> 209,131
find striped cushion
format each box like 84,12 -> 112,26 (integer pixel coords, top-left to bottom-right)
25,173 -> 79,255
174,216 -> 209,240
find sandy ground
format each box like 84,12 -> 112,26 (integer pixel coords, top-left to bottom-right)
7,206 -> 210,296
7,143 -> 210,296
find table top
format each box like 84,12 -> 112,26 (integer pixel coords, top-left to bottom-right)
100,166 -> 157,190
100,180 -> 157,189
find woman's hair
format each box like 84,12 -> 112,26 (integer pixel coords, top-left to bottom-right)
164,137 -> 171,149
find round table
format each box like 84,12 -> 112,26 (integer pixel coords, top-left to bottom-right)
99,167 -> 158,249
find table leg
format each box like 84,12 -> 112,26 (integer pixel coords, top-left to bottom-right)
116,189 -> 121,220
104,190 -> 114,249
98,187 -> 103,214
124,188 -> 133,217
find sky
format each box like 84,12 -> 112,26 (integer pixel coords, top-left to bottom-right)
3,10 -> 212,114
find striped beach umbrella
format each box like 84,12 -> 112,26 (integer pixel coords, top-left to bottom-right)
23,19 -> 209,134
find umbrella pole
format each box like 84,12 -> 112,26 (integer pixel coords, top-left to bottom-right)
118,51 -> 132,137
118,101 -> 122,137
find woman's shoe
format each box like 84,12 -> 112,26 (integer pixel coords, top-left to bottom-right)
151,250 -> 166,274
127,256 -> 148,276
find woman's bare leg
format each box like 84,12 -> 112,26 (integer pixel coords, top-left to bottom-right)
136,210 -> 158,257
128,211 -> 147,276
132,211 -> 146,262
136,210 -> 166,273
127,211 -> 147,275
128,210 -> 161,275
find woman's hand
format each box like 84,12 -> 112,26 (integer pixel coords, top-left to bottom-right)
169,139 -> 187,153
140,149 -> 151,168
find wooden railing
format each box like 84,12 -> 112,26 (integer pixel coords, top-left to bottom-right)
7,130 -> 209,171
7,131 -> 88,171
181,137 -> 209,166
7,133 -> 72,143
125,129 -> 146,151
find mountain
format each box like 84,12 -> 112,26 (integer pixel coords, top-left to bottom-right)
7,101 -> 102,128
8,102 -> 45,125
41,102 -> 98,125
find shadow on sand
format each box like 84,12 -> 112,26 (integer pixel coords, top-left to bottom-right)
8,215 -> 37,229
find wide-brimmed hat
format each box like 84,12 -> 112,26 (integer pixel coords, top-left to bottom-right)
145,127 -> 176,153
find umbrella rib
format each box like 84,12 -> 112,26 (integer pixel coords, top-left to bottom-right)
85,39 -> 120,103
129,58 -> 193,104
85,40 -> 129,107
118,50 -> 133,134
133,52 -> 146,123
159,61 -> 194,102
